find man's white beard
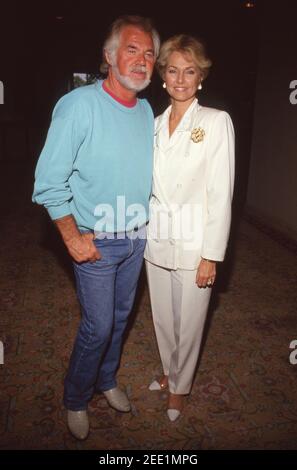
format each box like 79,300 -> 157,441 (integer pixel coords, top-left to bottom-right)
112,65 -> 151,92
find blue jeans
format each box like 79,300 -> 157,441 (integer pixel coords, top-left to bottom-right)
63,229 -> 146,411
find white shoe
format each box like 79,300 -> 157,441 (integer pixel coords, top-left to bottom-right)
148,376 -> 168,391
167,409 -> 181,422
67,410 -> 89,440
148,380 -> 162,391
103,387 -> 131,412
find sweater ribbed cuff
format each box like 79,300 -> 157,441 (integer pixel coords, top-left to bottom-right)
46,202 -> 71,220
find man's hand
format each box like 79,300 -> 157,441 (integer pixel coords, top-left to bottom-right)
196,258 -> 216,288
54,214 -> 101,263
66,232 -> 101,263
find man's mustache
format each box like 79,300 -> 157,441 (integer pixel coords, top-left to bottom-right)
130,66 -> 148,73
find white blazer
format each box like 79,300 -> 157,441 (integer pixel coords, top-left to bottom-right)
144,99 -> 235,270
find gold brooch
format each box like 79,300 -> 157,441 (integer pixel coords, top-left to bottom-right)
191,127 -> 205,143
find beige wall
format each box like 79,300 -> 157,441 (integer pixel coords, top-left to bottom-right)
247,7 -> 297,241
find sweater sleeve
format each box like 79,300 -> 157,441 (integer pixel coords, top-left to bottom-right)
32,92 -> 87,220
201,111 -> 235,262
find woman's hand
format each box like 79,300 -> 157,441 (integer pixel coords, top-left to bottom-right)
196,258 -> 216,288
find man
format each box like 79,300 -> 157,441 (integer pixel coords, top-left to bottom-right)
32,16 -> 159,440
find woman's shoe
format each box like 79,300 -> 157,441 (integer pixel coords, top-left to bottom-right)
148,375 -> 168,391
167,393 -> 184,422
167,409 -> 181,422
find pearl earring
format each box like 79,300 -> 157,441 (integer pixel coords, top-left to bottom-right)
198,82 -> 202,90
162,82 -> 166,89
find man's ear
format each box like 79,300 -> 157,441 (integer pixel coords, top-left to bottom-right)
104,49 -> 113,66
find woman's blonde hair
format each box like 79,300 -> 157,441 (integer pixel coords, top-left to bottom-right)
157,34 -> 212,80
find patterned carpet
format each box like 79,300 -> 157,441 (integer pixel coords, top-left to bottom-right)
0,162 -> 297,450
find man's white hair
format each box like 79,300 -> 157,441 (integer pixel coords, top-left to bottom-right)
100,15 -> 160,74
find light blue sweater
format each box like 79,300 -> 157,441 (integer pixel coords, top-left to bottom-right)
32,80 -> 154,232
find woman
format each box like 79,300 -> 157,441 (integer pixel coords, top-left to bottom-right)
144,35 -> 235,421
